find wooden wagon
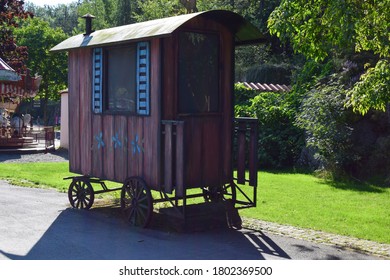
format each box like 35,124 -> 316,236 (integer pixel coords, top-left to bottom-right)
51,10 -> 264,228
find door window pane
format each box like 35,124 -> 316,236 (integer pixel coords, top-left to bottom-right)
179,32 -> 219,114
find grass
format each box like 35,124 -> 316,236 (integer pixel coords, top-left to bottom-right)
0,162 -> 389,244
239,171 -> 390,244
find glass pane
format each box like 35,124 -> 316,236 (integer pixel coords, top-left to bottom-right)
179,32 -> 219,114
106,46 -> 136,112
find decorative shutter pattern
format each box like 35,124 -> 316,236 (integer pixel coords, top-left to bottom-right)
92,48 -> 103,114
136,42 -> 150,115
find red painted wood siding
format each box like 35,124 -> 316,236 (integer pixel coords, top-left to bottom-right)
68,39 -> 161,189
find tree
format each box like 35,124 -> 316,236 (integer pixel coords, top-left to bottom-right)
25,2 -> 80,35
14,17 -> 68,124
0,0 -> 32,72
268,0 -> 390,115
75,0 -> 112,33
134,0 -> 183,21
115,0 -> 134,25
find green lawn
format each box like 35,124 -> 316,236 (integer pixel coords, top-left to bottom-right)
1,162 -> 389,244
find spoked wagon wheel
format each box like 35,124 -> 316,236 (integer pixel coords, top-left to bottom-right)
68,179 -> 95,209
203,183 -> 237,205
121,176 -> 153,228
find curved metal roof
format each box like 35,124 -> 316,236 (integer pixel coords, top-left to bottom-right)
51,10 -> 265,52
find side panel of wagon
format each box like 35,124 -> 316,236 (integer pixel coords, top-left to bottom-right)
68,38 -> 162,189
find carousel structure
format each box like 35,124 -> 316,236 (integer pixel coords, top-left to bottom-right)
0,57 -> 54,150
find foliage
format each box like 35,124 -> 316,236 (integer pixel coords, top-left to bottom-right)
346,59 -> 390,115
14,17 -> 68,123
234,83 -> 304,168
296,74 -> 355,174
234,83 -> 257,117
115,0 -> 135,25
268,0 -> 390,115
25,2 -> 80,35
245,63 -> 292,84
251,91 -> 303,168
354,0 -> 390,58
0,0 -> 32,72
268,0 -> 358,61
74,0 -> 112,33
134,0 -> 184,21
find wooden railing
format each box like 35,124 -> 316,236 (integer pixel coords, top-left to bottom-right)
161,120 -> 185,196
234,117 -> 258,187
234,117 -> 258,207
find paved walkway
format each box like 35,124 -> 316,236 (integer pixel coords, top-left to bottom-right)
243,218 -> 390,259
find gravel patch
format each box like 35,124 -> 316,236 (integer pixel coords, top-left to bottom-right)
0,148 -> 68,163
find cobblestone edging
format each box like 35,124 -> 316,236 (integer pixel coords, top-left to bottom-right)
242,217 -> 390,259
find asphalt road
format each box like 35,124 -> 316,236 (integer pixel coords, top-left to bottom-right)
0,180 -> 382,260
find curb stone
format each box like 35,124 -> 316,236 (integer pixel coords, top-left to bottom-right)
242,217 -> 390,259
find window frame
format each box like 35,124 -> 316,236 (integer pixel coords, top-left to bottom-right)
92,41 -> 151,116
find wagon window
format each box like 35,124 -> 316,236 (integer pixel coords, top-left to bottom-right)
92,42 -> 150,115
106,46 -> 137,112
178,32 -> 219,114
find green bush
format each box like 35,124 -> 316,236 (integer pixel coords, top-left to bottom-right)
234,83 -> 304,169
296,75 -> 355,175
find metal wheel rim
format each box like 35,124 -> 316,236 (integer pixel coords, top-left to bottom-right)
121,177 -> 153,228
68,180 -> 95,210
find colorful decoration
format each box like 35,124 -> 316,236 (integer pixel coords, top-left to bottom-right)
131,134 -> 144,155
95,132 -> 105,149
94,131 -> 144,155
112,133 -> 122,149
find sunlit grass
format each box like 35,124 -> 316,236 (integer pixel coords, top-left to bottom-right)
239,171 -> 390,244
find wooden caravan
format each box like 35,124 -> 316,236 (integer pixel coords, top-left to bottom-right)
52,10 -> 264,228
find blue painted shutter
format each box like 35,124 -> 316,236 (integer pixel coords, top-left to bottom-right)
92,48 -> 103,113
136,42 -> 150,115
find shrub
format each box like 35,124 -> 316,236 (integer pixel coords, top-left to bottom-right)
234,83 -> 304,169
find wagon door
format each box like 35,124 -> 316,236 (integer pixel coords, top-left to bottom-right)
177,31 -> 229,189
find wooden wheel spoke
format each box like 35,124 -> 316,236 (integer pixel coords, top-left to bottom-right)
137,194 -> 147,203
121,177 -> 152,228
68,179 -> 95,210
129,187 -> 136,199
132,185 -> 140,199
137,201 -> 149,210
71,198 -> 78,204
126,207 -> 135,221
136,207 -> 146,223
130,209 -> 137,225
76,199 -> 81,209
